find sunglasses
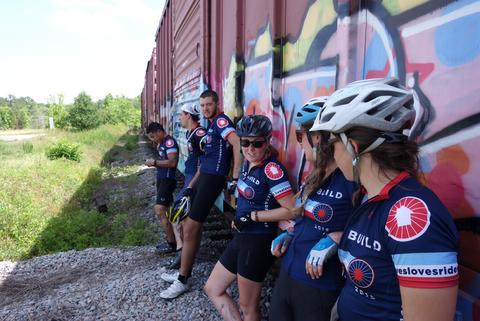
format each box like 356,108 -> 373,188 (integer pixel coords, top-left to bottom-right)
240,139 -> 267,148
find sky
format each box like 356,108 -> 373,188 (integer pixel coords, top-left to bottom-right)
0,0 -> 166,104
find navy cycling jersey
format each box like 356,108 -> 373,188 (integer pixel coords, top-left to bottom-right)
282,169 -> 356,290
200,113 -> 235,176
337,172 -> 459,321
184,126 -> 206,176
236,157 -> 293,234
156,135 -> 178,180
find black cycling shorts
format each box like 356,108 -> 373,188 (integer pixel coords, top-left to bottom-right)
269,270 -> 340,321
188,172 -> 226,223
219,233 -> 276,282
156,178 -> 176,206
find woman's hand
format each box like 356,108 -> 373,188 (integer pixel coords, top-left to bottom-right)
305,235 -> 337,279
271,231 -> 294,257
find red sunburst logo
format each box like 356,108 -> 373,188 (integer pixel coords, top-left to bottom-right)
385,196 -> 430,242
264,162 -> 284,180
217,118 -> 228,128
165,139 -> 174,147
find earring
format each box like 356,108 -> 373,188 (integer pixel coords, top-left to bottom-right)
352,153 -> 360,166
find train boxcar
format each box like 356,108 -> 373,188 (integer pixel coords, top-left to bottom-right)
141,1 -> 480,319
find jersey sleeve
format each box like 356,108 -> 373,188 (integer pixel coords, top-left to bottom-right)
165,138 -> 178,156
193,128 -> 207,152
214,115 -> 236,140
384,194 -> 459,289
264,160 -> 293,200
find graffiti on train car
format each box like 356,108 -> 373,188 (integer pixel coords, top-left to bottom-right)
144,0 -> 480,317
225,0 -> 480,318
233,0 -> 480,214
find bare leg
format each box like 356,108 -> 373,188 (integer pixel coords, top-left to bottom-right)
179,217 -> 203,276
154,204 -> 175,243
237,274 -> 263,321
204,262 -> 242,321
172,222 -> 183,250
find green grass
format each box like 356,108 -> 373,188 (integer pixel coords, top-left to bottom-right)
0,125 -> 158,261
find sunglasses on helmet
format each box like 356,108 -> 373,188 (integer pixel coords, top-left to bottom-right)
240,139 -> 267,148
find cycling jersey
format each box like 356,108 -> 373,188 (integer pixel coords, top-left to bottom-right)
337,172 -> 459,321
156,135 -> 178,180
281,169 -> 356,290
184,126 -> 206,176
236,156 -> 293,234
200,113 -> 235,176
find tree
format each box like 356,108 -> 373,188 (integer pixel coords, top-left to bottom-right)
9,107 -> 30,129
99,94 -> 140,128
68,92 -> 101,130
0,106 -> 12,129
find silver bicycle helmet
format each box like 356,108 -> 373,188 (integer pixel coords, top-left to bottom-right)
181,104 -> 201,116
310,78 -> 415,133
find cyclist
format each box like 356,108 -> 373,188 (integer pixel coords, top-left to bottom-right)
311,78 -> 459,321
204,115 -> 295,321
145,122 -> 179,255
167,103 -> 207,269
160,89 -> 241,299
269,97 -> 356,321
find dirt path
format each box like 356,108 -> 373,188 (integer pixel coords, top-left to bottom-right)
0,133 -> 46,142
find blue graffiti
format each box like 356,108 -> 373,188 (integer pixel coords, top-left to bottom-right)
435,0 -> 480,67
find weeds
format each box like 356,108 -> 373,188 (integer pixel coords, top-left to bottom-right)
46,141 -> 81,161
22,141 -> 33,154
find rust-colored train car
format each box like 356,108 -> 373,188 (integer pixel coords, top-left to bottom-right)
141,47 -> 158,128
143,1 -> 480,319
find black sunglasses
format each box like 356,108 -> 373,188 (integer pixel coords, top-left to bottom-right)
240,139 -> 267,148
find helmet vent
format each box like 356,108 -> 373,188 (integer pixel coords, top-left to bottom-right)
366,105 -> 383,116
332,95 -> 356,107
363,90 -> 403,103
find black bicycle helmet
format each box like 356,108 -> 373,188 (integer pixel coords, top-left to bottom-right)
236,115 -> 272,137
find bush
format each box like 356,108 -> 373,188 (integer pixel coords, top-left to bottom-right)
22,141 -> 33,154
46,141 -> 81,161
68,92 -> 101,130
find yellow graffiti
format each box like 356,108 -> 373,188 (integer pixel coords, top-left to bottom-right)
283,0 -> 336,71
222,55 -> 244,120
383,0 -> 429,15
254,24 -> 272,58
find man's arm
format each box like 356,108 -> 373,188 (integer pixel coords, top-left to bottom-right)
226,132 -> 241,179
154,153 -> 178,168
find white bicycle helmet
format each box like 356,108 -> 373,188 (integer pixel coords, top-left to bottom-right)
181,104 -> 201,116
310,78 -> 415,133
